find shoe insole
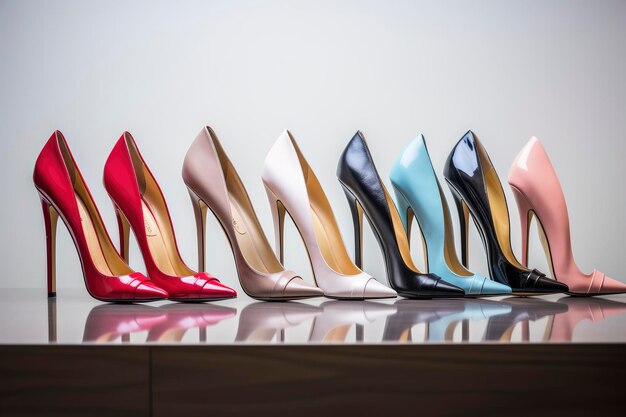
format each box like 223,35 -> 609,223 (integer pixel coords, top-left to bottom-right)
228,192 -> 276,274
311,207 -> 354,275
142,201 -> 181,276
478,145 -> 526,269
440,186 -> 472,276
76,194 -> 114,276
306,172 -> 360,276
384,188 -> 421,272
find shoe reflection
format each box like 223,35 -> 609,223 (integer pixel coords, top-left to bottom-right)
483,298 -> 569,342
382,299 -> 510,342
235,302 -> 322,343
309,301 -> 397,343
83,304 -> 168,343
146,304 -> 237,342
427,299 -> 512,342
550,297 -> 626,342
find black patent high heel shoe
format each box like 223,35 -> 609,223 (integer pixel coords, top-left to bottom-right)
337,131 -> 465,299
443,131 -> 568,296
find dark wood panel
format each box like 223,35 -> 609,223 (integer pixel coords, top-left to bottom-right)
0,346 -> 150,417
152,344 -> 626,417
1,344 -> 625,417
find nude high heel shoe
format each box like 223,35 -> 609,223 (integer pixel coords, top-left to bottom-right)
508,137 -> 626,296
262,130 -> 397,300
182,126 -> 324,301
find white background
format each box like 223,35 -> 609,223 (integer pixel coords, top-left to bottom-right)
1,0 -> 625,294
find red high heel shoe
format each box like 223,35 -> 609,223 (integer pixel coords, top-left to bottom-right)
103,132 -> 237,301
33,131 -> 168,302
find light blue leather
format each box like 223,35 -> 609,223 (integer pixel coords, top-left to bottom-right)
390,135 -> 512,296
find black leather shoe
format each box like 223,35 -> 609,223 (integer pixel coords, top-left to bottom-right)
443,130 -> 569,296
337,131 -> 465,299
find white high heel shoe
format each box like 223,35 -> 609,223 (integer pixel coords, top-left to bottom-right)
262,130 -> 397,300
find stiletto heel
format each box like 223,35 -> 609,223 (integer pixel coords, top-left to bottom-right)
449,186 -> 469,268
263,130 -> 395,299
510,185 -> 533,267
187,188 -> 208,272
390,135 -> 510,296
443,130 -> 567,295
263,184 -> 287,264
337,132 -> 463,298
183,126 -> 322,301
40,196 -> 59,297
104,132 -> 236,301
340,184 -> 364,269
33,131 -> 167,302
114,206 -> 131,263
508,137 -> 626,295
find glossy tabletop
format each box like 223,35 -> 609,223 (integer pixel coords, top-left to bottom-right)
2,289 -> 626,345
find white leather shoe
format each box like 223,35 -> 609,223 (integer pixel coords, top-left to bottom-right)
261,130 -> 397,300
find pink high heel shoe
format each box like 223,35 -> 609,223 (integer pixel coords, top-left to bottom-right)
508,137 -> 626,296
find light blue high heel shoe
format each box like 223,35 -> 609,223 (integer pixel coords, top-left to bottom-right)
389,135 -> 512,296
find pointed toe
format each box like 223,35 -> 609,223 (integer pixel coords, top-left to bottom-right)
282,278 -> 324,299
363,279 -> 397,299
201,280 -> 237,299
433,279 -> 465,298
598,275 -> 626,295
479,278 -> 513,296
534,275 -> 569,294
134,282 -> 168,300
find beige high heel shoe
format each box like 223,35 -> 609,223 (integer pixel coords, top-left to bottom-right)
182,126 -> 324,301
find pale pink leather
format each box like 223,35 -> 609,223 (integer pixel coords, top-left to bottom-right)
262,130 -> 397,299
508,137 -> 626,295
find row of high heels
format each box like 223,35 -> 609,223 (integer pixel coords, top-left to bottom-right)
34,128 -> 624,302
60,297 -> 626,343
341,130 -> 624,296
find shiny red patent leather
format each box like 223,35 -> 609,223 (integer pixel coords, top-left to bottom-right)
103,132 -> 237,301
33,131 -> 168,302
